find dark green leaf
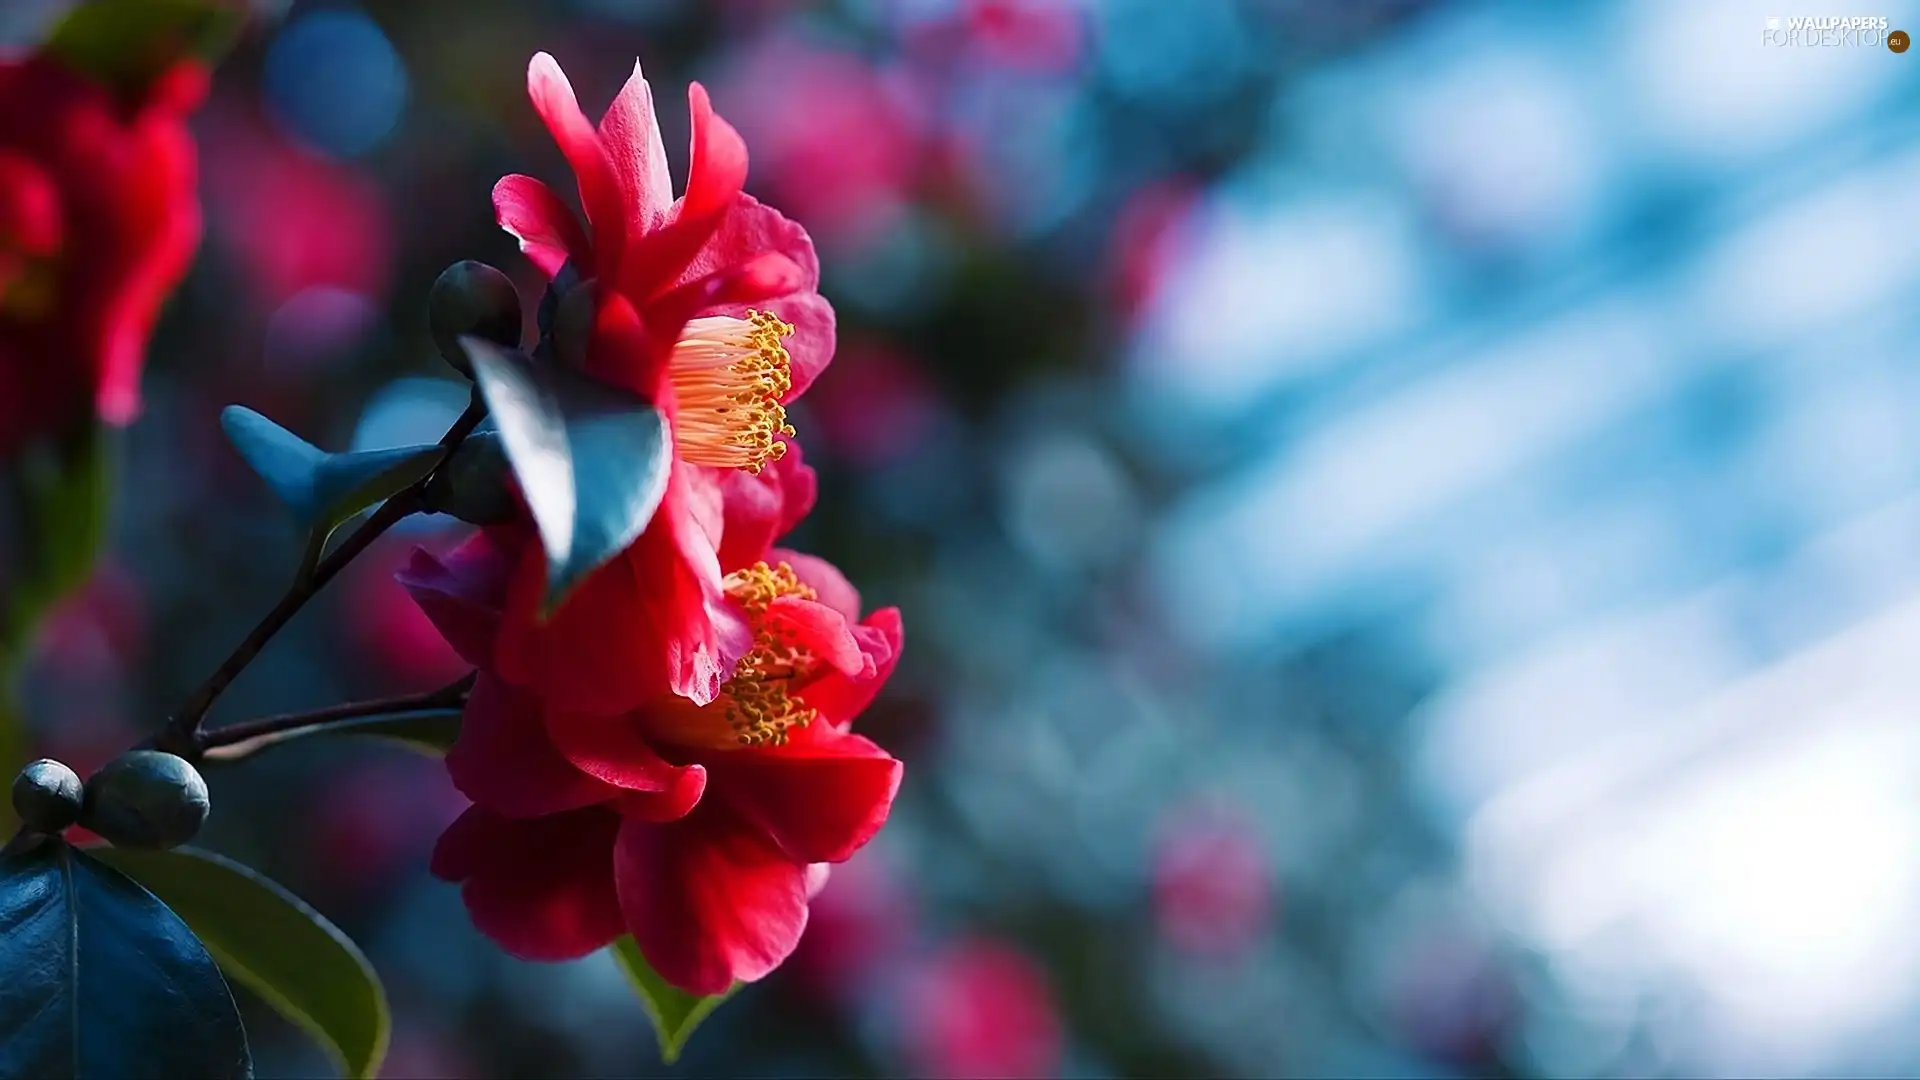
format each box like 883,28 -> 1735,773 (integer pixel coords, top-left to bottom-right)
0,839 -> 251,1078
220,406 -> 442,535
42,0 -> 245,103
200,707 -> 463,763
3,424 -> 109,664
609,936 -> 736,1065
90,846 -> 388,1079
462,338 -> 671,613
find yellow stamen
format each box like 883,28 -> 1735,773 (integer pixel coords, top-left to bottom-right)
668,310 -> 797,475
714,561 -> 821,748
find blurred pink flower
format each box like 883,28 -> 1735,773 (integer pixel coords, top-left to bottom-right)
33,561 -> 147,678
200,110 -> 392,312
308,756 -> 466,900
340,536 -> 471,687
787,849 -> 917,1001
804,340 -> 944,466
1151,798 -> 1274,958
713,38 -> 924,248
908,0 -> 1084,74
904,937 -> 1063,1080
1108,180 -> 1199,321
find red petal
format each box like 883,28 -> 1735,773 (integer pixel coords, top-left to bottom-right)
774,547 -> 860,621
431,805 -> 625,961
597,60 -> 674,231
798,607 -> 904,728
714,444 -> 817,573
708,727 -> 902,864
544,707 -> 701,798
766,595 -> 870,679
679,82 -> 748,224
613,804 -> 812,995
493,173 -> 590,277
447,675 -> 623,818
494,469 -> 750,713
396,528 -> 524,670
526,53 -> 625,276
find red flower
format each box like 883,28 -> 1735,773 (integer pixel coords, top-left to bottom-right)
402,519 -> 903,995
0,56 -> 204,456
487,52 -> 836,715
903,937 -> 1063,1080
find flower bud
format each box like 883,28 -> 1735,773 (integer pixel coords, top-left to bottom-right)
423,430 -> 516,524
429,260 -> 524,376
81,750 -> 210,850
550,277 -> 598,371
11,759 -> 84,834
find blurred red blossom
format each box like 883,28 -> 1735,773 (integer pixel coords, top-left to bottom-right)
32,561 -> 148,678
1109,180 -> 1200,321
1151,798 -> 1275,959
486,51 -> 837,716
199,111 -> 392,312
904,0 -> 1086,75
805,339 -> 944,467
903,937 -> 1064,1079
714,37 -> 925,248
787,848 -> 918,1001
405,522 -> 904,995
338,536 -> 471,688
0,55 -> 205,455
307,756 -> 467,901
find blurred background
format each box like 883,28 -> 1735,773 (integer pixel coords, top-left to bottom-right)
9,0 -> 1920,1075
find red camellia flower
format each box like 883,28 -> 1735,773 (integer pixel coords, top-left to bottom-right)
402,501 -> 903,995
0,55 -> 205,457
488,52 -> 836,716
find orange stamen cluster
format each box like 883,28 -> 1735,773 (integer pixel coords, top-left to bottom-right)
716,560 -> 820,747
668,310 -> 797,475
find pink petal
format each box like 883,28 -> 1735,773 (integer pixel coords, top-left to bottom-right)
708,728 -> 902,864
597,60 -> 674,231
613,804 -> 812,995
679,82 -> 748,224
396,528 -> 524,670
774,547 -> 860,622
446,675 -> 623,818
797,607 -> 904,728
765,595 -> 870,679
493,173 -> 590,277
431,805 -> 625,961
526,52 -> 625,275
715,445 -> 817,573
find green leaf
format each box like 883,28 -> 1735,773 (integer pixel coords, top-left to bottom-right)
609,936 -> 736,1065
220,406 -> 442,535
462,338 -> 671,614
200,707 -> 463,763
2,424 -> 109,664
43,0 -> 245,103
90,845 -> 389,1080
0,839 -> 251,1078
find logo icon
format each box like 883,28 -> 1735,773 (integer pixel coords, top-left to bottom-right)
1767,15 -> 1781,29
1892,28 -> 1911,51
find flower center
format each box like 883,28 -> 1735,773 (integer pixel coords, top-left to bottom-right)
668,310 -> 797,475
713,560 -> 821,748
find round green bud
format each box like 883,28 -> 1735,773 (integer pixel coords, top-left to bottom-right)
424,430 -> 516,525
12,759 -> 84,834
429,260 -> 524,376
81,751 -> 210,850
